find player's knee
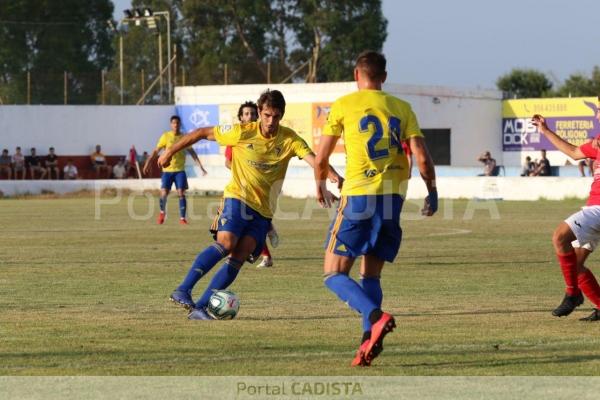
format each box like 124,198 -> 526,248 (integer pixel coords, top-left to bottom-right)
552,227 -> 572,252
214,241 -> 233,255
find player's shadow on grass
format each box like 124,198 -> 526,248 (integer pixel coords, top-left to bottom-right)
275,256 -> 324,261
393,353 -> 600,370
399,308 -> 552,317
404,260 -> 550,266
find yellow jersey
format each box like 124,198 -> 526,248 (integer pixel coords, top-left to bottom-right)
213,122 -> 312,218
156,131 -> 188,172
323,89 -> 423,196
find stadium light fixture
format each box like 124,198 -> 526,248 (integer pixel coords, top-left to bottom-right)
146,16 -> 157,31
119,8 -> 173,103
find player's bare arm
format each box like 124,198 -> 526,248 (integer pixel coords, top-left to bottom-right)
158,127 -> 215,168
531,114 -> 586,160
303,152 -> 344,189
314,135 -> 340,208
410,136 -> 438,216
143,147 -> 162,175
187,148 -> 208,176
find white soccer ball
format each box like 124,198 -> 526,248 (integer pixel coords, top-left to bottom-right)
207,290 -> 240,320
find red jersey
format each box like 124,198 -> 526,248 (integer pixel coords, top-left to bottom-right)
225,145 -> 233,162
401,141 -> 411,157
579,138 -> 600,206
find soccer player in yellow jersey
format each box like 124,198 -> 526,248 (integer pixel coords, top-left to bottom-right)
315,51 -> 438,366
143,115 -> 207,225
158,90 -> 342,319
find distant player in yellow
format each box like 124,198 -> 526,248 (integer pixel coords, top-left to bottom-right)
159,90 -> 342,319
315,51 -> 438,366
143,115 -> 207,225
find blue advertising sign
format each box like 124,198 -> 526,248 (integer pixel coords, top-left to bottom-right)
175,105 -> 220,155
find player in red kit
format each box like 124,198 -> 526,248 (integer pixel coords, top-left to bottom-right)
532,104 -> 600,321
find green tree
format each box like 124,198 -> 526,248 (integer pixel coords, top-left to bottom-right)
179,0 -> 387,85
496,68 -> 553,99
0,0 -> 114,104
290,0 -> 387,82
553,66 -> 600,97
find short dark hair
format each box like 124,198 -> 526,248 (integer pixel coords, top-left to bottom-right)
237,101 -> 258,121
257,89 -> 286,115
49,147 -> 54,151
2,149 -> 7,153
170,115 -> 181,122
355,50 -> 387,81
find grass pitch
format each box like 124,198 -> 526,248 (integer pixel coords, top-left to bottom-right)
1,195 -> 600,375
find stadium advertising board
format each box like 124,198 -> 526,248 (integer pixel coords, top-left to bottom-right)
175,104 -> 220,155
218,104 -> 242,126
312,102 -> 345,153
502,97 -> 599,151
281,103 -> 313,147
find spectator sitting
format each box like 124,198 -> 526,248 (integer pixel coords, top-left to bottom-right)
90,144 -> 112,178
0,149 -> 12,179
520,156 -> 535,176
26,147 -> 47,179
63,159 -> 79,180
12,146 -> 26,180
45,147 -> 60,179
578,158 -> 594,177
113,158 -> 127,179
531,149 -> 551,176
477,151 -> 497,176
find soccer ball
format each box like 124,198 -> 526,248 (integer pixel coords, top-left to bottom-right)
207,290 -> 240,320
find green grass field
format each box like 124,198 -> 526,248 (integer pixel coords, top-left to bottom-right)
1,195 -> 600,376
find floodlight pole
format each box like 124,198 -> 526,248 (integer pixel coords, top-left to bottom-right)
153,11 -> 171,103
119,34 -> 124,105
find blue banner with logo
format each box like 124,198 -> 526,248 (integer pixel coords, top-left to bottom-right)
175,105 -> 220,155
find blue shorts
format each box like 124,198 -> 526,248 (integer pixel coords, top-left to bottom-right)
325,194 -> 404,262
161,171 -> 188,190
210,198 -> 271,259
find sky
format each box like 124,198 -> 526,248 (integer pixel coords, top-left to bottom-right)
112,0 -> 600,90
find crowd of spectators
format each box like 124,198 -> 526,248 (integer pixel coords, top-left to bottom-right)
0,145 -> 150,180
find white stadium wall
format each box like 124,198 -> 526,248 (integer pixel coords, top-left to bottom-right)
0,105 -> 175,155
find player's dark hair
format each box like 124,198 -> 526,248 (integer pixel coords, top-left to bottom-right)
355,50 -> 387,81
237,101 -> 258,121
170,115 -> 181,122
257,89 -> 286,115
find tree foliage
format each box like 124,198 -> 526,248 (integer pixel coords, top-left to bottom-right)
496,67 -> 600,99
553,67 -> 600,97
496,69 -> 553,99
0,0 -> 114,104
179,0 -> 387,85
1,0 -> 387,103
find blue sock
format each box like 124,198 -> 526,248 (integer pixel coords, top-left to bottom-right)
195,258 -> 242,308
324,273 -> 378,329
360,276 -> 383,332
159,196 -> 167,213
179,196 -> 186,219
177,243 -> 228,292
